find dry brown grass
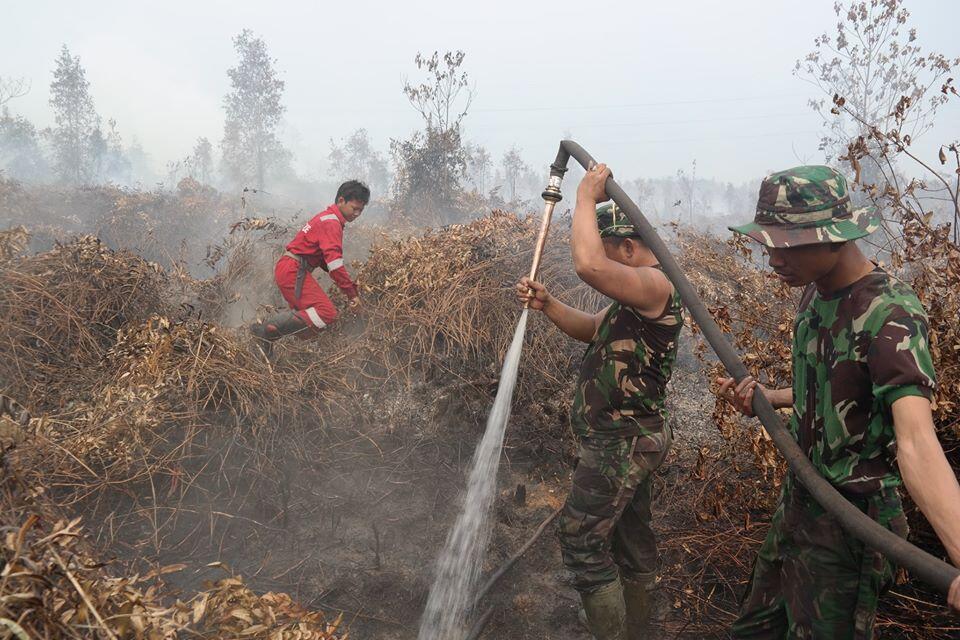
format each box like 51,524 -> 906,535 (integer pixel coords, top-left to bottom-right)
0,205 -> 956,638
0,468 -> 344,639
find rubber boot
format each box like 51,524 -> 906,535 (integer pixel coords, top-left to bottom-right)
622,578 -> 653,640
250,310 -> 309,344
580,579 -> 627,640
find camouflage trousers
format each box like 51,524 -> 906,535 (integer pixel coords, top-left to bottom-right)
557,425 -> 672,593
733,475 -> 908,640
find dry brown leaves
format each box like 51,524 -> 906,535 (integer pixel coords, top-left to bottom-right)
0,233 -> 346,638
2,204 -> 956,638
0,209 -> 603,637
0,212 -> 595,639
0,471 -> 342,640
191,576 -> 345,640
357,209 -> 601,395
674,228 -> 795,489
900,219 -> 960,435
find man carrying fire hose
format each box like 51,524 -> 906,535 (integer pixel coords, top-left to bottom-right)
517,163 -> 681,640
250,180 -> 368,348
716,165 -> 960,638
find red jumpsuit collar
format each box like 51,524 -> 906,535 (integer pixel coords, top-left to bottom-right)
326,203 -> 347,225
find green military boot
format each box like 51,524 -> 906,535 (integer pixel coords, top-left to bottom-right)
622,577 -> 653,639
580,579 -> 627,640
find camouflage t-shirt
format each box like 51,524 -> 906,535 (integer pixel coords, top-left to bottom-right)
571,274 -> 683,440
791,268 -> 937,494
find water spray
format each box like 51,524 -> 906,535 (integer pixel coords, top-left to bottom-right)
417,181 -> 563,640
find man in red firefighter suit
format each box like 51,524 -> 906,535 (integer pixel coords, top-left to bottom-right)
250,180 -> 369,344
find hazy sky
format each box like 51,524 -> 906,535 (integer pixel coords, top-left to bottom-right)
2,0 -> 957,184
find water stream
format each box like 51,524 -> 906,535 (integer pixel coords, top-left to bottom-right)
417,309 -> 529,640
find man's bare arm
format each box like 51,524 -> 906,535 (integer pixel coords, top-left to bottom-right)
571,164 -> 673,317
892,395 -> 960,610
516,277 -> 605,343
893,396 -> 960,565
543,297 -> 606,343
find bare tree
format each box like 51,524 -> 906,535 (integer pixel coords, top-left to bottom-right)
402,50 -> 472,135
192,137 -> 214,184
89,125 -> 107,179
329,129 -> 389,195
676,159 -> 698,224
390,50 -> 472,222
501,146 -> 529,203
0,76 -> 30,109
166,137 -> 215,187
465,142 -> 491,194
798,1 -> 954,163
798,0 -> 960,244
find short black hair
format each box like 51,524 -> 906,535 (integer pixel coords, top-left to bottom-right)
336,180 -> 371,204
602,235 -> 645,249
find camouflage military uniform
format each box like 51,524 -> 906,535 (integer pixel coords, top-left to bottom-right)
558,204 -> 684,593
729,166 -> 938,639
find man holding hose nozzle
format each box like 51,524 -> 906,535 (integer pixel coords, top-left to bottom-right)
517,163 -> 681,640
717,165 -> 960,638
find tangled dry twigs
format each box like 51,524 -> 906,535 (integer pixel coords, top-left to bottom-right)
0,204 -> 957,638
0,211 -> 601,638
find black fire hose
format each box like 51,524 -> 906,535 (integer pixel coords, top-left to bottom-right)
547,139 -> 959,595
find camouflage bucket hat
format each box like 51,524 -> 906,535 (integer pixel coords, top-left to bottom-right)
729,165 -> 880,248
596,203 -> 638,238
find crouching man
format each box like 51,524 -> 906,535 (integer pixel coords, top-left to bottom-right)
517,164 -> 682,640
716,165 -> 960,638
251,180 -> 368,346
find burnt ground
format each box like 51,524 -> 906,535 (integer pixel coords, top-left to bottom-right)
82,295 -> 952,640
125,334 -> 733,639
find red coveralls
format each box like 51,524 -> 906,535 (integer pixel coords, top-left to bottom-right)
276,204 -> 358,334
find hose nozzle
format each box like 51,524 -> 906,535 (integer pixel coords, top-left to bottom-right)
524,175 -> 564,308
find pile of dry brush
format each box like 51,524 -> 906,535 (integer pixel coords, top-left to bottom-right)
0,210 -> 602,637
0,469 -> 344,640
0,227 -> 344,638
1,202 -> 957,638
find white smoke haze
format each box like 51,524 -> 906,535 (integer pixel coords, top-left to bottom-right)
1,0 -> 954,204
1,3 -> 959,639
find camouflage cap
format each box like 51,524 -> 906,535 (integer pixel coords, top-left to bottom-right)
729,165 -> 880,248
597,203 -> 639,238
